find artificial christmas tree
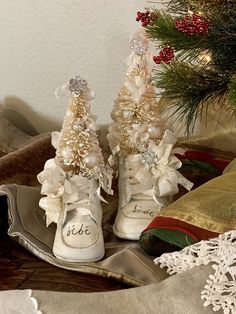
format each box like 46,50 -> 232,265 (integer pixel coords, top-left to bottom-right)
136,1 -> 236,133
38,76 -> 112,262
108,30 -> 163,156
107,30 -> 192,240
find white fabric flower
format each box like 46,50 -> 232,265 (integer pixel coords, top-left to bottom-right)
107,123 -> 121,154
127,124 -> 150,148
121,129 -> 193,207
125,75 -> 146,102
37,159 -> 65,198
146,130 -> 193,197
38,156 -> 113,225
51,131 -> 60,150
38,159 -> 93,225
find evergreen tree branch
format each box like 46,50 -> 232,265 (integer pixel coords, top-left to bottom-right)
168,0 -> 236,15
153,61 -> 229,132
147,10 -> 236,54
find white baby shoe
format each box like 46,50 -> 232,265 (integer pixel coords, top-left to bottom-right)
52,176 -> 104,263
38,75 -> 113,262
107,31 -> 193,240
38,158 -> 105,262
112,131 -> 193,241
113,155 -> 168,240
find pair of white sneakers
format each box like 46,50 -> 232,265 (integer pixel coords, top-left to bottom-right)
38,149 -> 164,263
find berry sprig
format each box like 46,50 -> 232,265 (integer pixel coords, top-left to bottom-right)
136,11 -> 152,27
175,14 -> 209,36
153,47 -> 174,64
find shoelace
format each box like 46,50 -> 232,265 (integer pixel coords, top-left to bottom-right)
64,182 -> 90,210
123,159 -> 154,201
62,177 -> 97,223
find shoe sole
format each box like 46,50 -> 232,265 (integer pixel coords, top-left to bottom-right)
53,250 -> 105,263
113,224 -> 140,241
53,222 -> 105,263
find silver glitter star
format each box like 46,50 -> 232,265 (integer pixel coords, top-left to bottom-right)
73,119 -> 85,131
130,38 -> 148,56
141,150 -> 156,167
123,110 -> 134,119
68,76 -> 88,96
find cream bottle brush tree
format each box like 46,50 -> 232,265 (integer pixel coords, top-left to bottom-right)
57,77 -> 103,176
37,76 -> 112,262
107,29 -> 193,208
108,29 -> 164,157
55,76 -> 113,195
38,76 -> 113,227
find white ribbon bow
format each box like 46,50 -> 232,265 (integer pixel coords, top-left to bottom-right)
121,130 -> 193,207
149,130 -> 193,198
37,159 -> 110,226
127,124 -> 150,147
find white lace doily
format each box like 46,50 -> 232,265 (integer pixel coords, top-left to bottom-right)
154,231 -> 236,314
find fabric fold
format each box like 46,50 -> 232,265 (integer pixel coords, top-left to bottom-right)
1,184 -> 167,286
140,166 -> 236,255
32,264 -> 216,314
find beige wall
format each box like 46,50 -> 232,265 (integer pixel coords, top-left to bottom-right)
0,0 -> 163,134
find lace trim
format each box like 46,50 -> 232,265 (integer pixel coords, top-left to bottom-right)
154,231 -> 236,314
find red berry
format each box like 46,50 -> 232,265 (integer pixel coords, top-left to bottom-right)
154,46 -> 174,64
153,56 -> 162,64
136,10 -> 153,27
175,13 -> 208,36
184,16 -> 190,22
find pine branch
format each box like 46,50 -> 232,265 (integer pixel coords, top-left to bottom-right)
145,1 -> 236,132
153,61 -> 229,132
146,12 -> 201,49
229,75 -> 236,109
168,0 -> 236,14
147,10 -> 236,53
